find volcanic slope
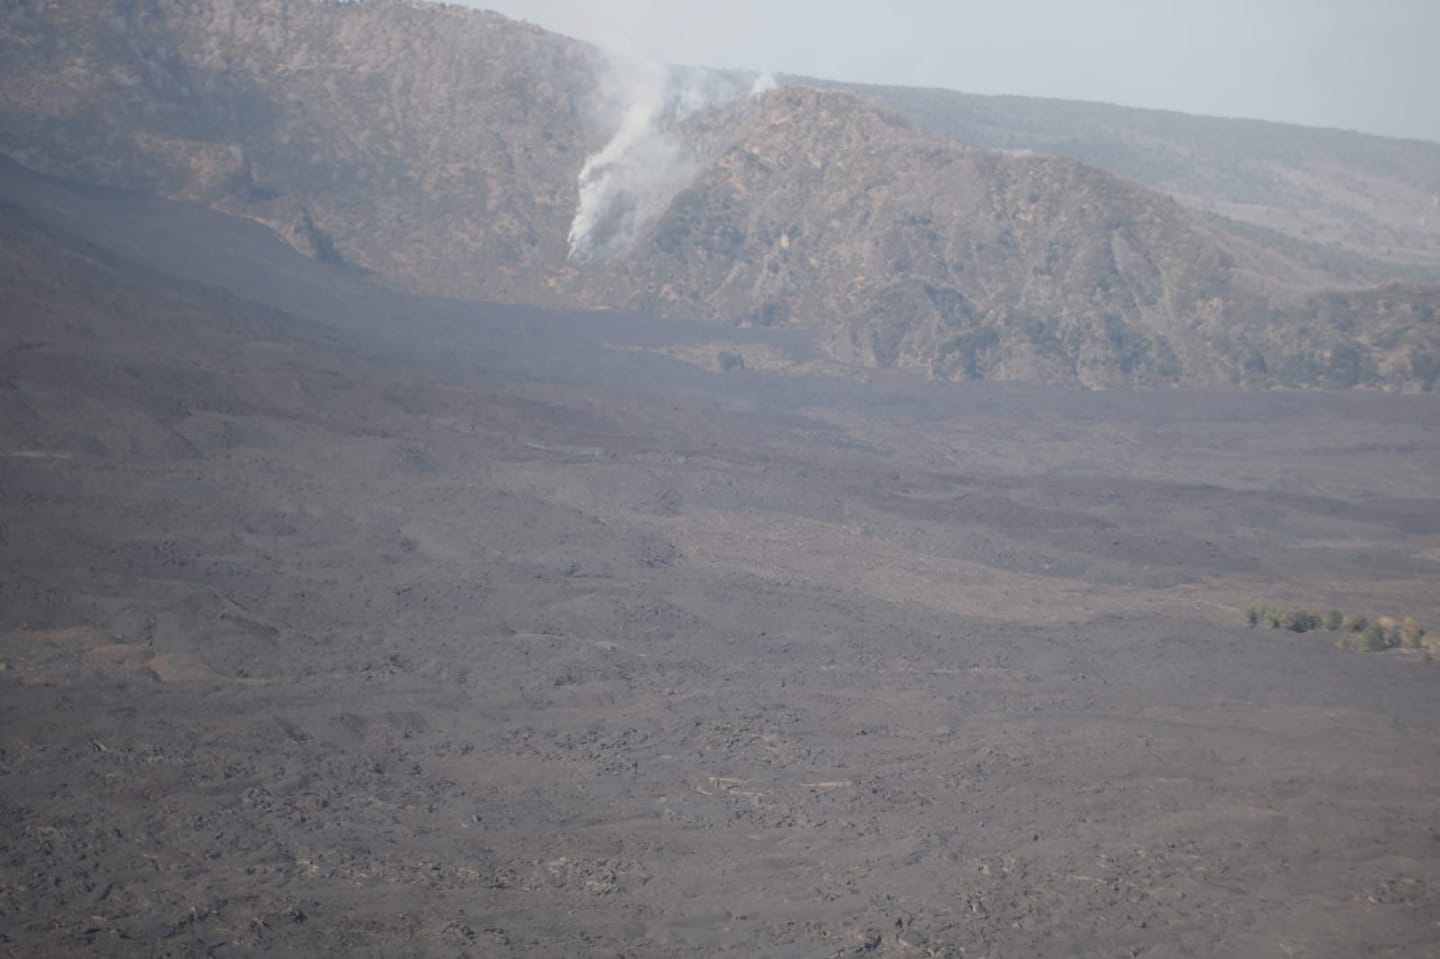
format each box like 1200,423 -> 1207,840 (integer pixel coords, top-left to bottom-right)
3,158 -> 1440,957
816,78 -> 1440,280
2,0 -> 1438,389
579,86 -> 1440,389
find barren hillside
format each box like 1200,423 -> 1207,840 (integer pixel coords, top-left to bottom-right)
820,79 -> 1440,280
2,0 -> 1436,389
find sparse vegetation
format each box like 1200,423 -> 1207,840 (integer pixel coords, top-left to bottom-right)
1244,605 -> 1434,657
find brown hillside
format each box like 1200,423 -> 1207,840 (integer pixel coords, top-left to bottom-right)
817,80 -> 1440,281
1,0 -> 1436,388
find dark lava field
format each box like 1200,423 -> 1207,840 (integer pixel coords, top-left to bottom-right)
2,158 -> 1439,958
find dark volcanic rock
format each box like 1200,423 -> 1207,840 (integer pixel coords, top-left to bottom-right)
2,126 -> 1440,959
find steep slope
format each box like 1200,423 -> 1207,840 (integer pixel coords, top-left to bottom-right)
580,88 -> 1440,388
813,80 -> 1440,280
1,0 -> 1436,389
0,0 -> 599,302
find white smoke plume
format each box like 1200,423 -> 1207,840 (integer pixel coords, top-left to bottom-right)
567,52 -> 775,263
749,72 -> 778,96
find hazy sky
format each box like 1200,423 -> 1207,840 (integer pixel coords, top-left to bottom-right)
463,0 -> 1439,142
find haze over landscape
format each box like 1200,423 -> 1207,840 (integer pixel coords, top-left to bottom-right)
472,0 -> 1440,142
2,1 -> 1439,956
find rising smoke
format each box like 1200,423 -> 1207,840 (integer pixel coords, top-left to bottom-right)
567,51 -> 775,263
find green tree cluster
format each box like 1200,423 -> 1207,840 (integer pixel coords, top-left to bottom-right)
1247,606 -> 1324,632
1244,605 -> 1429,655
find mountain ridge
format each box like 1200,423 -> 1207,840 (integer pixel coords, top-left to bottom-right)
809,78 -> 1440,280
1,0 -> 1436,389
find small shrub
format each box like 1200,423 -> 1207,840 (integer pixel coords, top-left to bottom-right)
1360,623 -> 1393,652
1283,608 -> 1317,633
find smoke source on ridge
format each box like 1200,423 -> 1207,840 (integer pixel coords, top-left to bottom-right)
567,52 -> 774,263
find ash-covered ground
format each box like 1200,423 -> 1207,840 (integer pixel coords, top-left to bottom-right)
2,159 -> 1439,957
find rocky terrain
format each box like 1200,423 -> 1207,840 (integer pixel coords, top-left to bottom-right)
3,134 -> 1440,958
580,86 -> 1438,387
2,0 -> 1438,388
4,4 -> 1440,956
0,0 -> 597,299
816,79 -> 1440,281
